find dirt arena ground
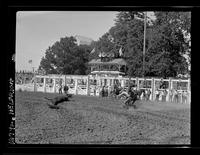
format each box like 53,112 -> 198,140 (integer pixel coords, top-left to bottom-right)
15,91 -> 190,144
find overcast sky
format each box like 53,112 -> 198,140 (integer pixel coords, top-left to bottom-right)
16,11 -> 118,71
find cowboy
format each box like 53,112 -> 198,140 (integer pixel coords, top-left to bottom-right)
173,89 -> 179,103
101,85 -> 106,97
155,88 -> 160,101
113,83 -> 120,98
169,89 -> 173,102
117,83 -> 134,99
182,90 -> 188,104
159,78 -> 164,89
162,89 -> 168,102
124,84 -> 139,107
58,83 -> 62,94
63,85 -> 69,95
145,89 -> 151,101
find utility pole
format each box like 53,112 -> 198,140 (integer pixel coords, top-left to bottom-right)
143,11 -> 147,78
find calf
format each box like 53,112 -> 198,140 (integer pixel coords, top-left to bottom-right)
44,95 -> 70,106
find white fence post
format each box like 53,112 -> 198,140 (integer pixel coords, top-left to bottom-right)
64,75 -> 66,86
188,78 -> 191,104
121,78 -> 125,87
86,75 -> 90,96
34,77 -> 37,92
136,77 -> 139,89
75,78 -> 78,95
169,78 -> 172,90
44,77 -> 46,93
151,78 -> 154,101
53,78 -> 56,93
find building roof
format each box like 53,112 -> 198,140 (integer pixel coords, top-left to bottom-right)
99,52 -> 115,58
88,58 -> 127,65
90,71 -> 125,75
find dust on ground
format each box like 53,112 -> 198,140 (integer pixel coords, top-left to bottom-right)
15,91 -> 190,144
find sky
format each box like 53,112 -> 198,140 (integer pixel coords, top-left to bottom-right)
16,11 -> 118,72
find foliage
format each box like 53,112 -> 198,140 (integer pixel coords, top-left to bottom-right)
107,11 -> 190,77
39,11 -> 191,78
39,36 -> 92,75
88,33 -> 117,61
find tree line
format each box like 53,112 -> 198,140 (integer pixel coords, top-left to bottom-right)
39,11 -> 191,78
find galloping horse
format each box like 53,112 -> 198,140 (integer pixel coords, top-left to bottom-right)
123,88 -> 145,109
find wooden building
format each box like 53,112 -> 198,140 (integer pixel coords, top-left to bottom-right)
88,51 -> 127,77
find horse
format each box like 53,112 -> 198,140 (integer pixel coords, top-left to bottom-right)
123,88 -> 145,109
109,85 -> 122,98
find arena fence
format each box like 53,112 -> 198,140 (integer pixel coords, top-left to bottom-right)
15,74 -> 191,104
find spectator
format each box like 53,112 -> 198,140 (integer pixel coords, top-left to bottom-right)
159,90 -> 163,102
94,85 -> 96,96
101,85 -> 105,97
178,90 -> 182,104
182,90 -> 187,104
113,84 -> 120,97
159,78 -> 164,89
103,86 -> 107,97
140,89 -> 145,100
155,89 -> 160,101
58,79 -> 62,94
169,89 -> 173,102
59,84 -> 62,94
162,90 -> 167,102
146,89 -> 151,101
143,89 -> 146,101
173,89 -> 178,103
63,85 -> 69,95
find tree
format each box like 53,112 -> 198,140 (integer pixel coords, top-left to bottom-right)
146,11 -> 190,77
109,11 -> 150,77
39,11 -> 190,77
106,11 -> 190,77
39,36 -> 91,75
87,32 -> 119,61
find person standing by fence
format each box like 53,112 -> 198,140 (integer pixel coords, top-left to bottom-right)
146,89 -> 151,101
159,78 -> 164,89
63,85 -> 69,95
101,85 -> 105,97
178,90 -> 182,103
182,90 -> 187,104
94,85 -> 96,96
163,89 -> 168,102
159,90 -> 163,102
155,88 -> 159,101
173,89 -> 178,103
169,89 -> 173,102
123,85 -> 138,107
59,84 -> 62,94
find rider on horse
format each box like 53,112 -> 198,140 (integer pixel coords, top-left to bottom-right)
111,83 -> 121,98
123,84 -> 139,107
